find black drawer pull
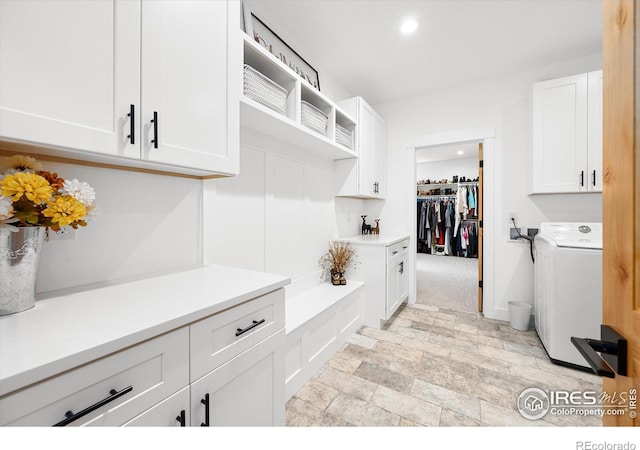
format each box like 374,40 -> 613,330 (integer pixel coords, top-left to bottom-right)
200,394 -> 210,427
53,385 -> 133,426
176,409 -> 186,427
236,319 -> 265,337
592,170 -> 596,187
127,104 -> 135,145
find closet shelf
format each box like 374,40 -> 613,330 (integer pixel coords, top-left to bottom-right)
417,181 -> 478,190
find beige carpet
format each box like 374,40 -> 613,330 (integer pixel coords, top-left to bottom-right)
416,253 -> 478,313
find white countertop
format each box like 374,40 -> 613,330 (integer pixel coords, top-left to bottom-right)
340,234 -> 410,246
0,264 -> 290,397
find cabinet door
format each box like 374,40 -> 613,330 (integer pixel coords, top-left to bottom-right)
532,73 -> 588,193
141,0 -> 240,174
0,0 -> 140,158
357,101 -> 374,195
385,261 -> 399,320
123,387 -> 190,427
372,113 -> 386,197
190,329 -> 285,427
397,256 -> 409,305
587,70 -> 603,192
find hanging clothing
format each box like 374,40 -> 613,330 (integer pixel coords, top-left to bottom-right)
416,186 -> 478,259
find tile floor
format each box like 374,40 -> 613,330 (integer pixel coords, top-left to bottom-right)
286,303 -> 602,427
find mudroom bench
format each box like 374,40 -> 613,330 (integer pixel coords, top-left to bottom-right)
284,281 -> 364,399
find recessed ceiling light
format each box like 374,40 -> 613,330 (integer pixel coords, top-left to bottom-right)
457,150 -> 464,155
400,18 -> 418,35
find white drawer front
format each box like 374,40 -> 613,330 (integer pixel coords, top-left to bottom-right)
386,239 -> 410,261
190,289 -> 285,382
0,328 -> 189,426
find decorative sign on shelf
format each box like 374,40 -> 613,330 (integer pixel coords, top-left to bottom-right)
243,6 -> 320,91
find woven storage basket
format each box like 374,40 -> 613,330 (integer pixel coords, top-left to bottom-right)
243,64 -> 287,116
335,123 -> 353,149
301,100 -> 328,135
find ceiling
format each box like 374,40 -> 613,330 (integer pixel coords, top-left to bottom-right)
247,0 -> 602,105
416,142 -> 479,163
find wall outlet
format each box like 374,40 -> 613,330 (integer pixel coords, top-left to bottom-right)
527,228 -> 539,238
509,227 -> 522,240
48,226 -> 76,241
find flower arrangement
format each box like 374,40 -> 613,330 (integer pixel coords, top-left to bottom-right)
319,241 -> 357,286
0,155 -> 96,232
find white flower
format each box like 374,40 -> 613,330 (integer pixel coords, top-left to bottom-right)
0,196 -> 14,220
62,179 -> 96,206
84,205 -> 100,222
0,217 -> 19,232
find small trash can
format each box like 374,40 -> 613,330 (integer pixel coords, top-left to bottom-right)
508,301 -> 532,331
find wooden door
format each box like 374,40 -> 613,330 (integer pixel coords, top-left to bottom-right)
478,143 -> 484,312
602,0 -> 639,426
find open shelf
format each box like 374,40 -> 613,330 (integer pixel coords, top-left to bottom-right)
241,34 -> 357,160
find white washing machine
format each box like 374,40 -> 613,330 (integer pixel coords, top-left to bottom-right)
534,222 -> 602,369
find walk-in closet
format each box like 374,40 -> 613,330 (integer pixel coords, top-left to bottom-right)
415,143 -> 481,313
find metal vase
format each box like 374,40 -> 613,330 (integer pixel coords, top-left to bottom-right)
0,227 -> 46,315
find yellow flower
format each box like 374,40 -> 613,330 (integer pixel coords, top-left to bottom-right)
43,196 -> 87,227
1,154 -> 43,172
0,172 -> 52,203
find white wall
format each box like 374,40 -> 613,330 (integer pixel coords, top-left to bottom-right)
32,161 -> 202,293
369,52 -> 603,321
416,157 -> 478,184
203,128 -> 363,293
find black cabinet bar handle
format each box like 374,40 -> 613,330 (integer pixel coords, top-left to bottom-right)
176,409 -> 186,427
53,385 -> 133,426
200,394 -> 210,427
151,111 -> 158,149
236,319 -> 266,337
580,170 -> 584,187
127,104 -> 135,145
592,170 -> 596,187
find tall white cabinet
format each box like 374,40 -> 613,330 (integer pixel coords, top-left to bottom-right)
0,0 -> 240,176
532,70 -> 602,193
334,97 -> 386,198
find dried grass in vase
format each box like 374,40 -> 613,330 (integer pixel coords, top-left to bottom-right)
319,241 -> 357,286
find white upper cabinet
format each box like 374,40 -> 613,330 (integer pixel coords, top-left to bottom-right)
586,70 -> 603,192
334,97 -> 387,198
0,0 -> 140,158
0,0 -> 240,177
532,70 -> 602,193
141,0 -> 240,175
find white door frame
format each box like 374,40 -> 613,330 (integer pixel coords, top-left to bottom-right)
407,126 -> 497,319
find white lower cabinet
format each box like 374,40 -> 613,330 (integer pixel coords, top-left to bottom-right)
344,237 -> 410,329
190,330 -> 285,427
0,328 -> 190,427
0,288 -> 286,427
123,387 -> 190,427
